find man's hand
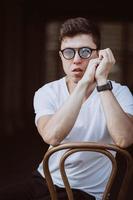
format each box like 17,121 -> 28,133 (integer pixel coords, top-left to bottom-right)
81,57 -> 101,85
95,48 -> 115,85
79,48 -> 115,96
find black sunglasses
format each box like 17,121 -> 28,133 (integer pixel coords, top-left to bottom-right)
60,47 -> 97,60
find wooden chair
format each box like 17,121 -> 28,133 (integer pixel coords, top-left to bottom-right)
43,142 -> 133,200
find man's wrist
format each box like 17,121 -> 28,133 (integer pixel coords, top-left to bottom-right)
96,80 -> 113,92
96,79 -> 107,86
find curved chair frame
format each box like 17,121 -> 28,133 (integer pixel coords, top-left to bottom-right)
43,142 -> 133,200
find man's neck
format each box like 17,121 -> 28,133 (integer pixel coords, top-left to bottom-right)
65,76 -> 96,99
65,76 -> 78,94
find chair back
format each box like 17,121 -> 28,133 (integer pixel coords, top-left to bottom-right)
43,142 -> 133,200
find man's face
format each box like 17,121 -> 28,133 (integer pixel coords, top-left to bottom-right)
59,34 -> 98,84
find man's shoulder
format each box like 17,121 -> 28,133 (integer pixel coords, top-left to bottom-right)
36,77 -> 65,93
111,80 -> 132,96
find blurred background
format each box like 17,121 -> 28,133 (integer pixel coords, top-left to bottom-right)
0,0 -> 133,198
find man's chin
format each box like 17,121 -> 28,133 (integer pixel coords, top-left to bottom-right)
67,75 -> 82,84
73,77 -> 81,84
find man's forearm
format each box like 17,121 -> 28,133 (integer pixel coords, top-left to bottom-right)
99,90 -> 133,148
41,80 -> 89,146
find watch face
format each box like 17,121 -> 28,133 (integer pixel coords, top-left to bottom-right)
97,81 -> 113,92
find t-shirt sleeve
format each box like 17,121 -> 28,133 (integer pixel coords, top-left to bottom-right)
113,84 -> 133,115
33,85 -> 57,126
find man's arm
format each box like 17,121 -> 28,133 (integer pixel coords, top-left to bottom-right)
98,90 -> 133,148
96,48 -> 133,148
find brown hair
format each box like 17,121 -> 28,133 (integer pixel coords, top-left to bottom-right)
59,17 -> 101,49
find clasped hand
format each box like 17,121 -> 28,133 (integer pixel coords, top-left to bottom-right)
82,48 -> 116,85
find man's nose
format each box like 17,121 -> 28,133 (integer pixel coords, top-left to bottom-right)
73,51 -> 81,63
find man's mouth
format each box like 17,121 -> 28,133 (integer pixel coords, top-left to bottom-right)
71,68 -> 83,78
72,68 -> 83,72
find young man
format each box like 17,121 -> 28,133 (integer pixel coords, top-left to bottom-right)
33,17 -> 133,200
0,17 -> 132,200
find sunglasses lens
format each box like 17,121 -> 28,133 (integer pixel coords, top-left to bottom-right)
79,48 -> 92,58
62,48 -> 75,59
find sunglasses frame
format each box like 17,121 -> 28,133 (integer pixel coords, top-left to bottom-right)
60,47 -> 97,60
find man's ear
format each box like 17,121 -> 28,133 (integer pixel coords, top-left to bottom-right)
59,51 -> 62,58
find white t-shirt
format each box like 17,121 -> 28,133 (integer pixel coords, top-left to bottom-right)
33,77 -> 133,200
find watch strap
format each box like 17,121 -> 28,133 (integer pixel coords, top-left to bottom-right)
97,81 -> 113,92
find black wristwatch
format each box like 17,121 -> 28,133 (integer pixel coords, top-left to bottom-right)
97,81 -> 113,92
